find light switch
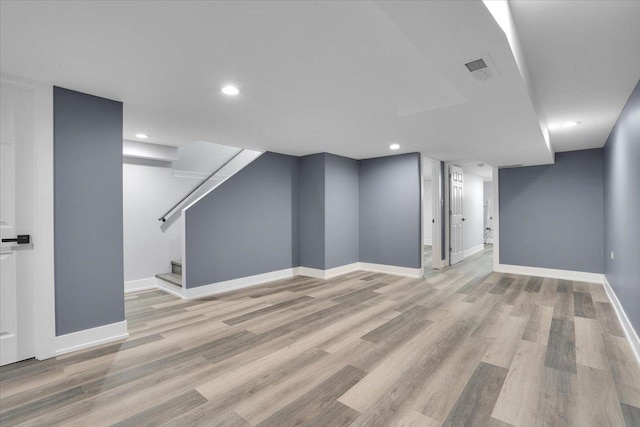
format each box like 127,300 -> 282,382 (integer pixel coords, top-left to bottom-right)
610,251 -> 615,260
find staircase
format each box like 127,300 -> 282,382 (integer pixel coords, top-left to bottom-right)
156,260 -> 182,289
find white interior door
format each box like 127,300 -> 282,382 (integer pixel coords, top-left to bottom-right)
1,80 -> 36,366
450,165 -> 464,265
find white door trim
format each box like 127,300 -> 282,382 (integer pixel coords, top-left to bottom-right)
427,158 -> 444,269
420,155 -> 425,273
444,163 -> 451,267
448,164 -> 464,265
492,166 -> 500,271
1,74 -> 56,360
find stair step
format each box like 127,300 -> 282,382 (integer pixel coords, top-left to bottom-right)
171,260 -> 182,276
156,273 -> 182,288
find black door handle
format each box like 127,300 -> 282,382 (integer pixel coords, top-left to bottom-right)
2,235 -> 30,244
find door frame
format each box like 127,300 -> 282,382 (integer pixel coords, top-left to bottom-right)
492,166 -> 500,271
447,164 -> 465,265
430,158 -> 442,270
420,156 -> 445,270
2,74 -> 56,360
444,163 -> 451,266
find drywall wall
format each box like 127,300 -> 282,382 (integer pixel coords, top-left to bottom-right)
298,154 -> 326,269
603,80 -> 640,333
423,181 -> 433,246
123,158 -> 209,282
440,161 -> 446,261
184,151 -> 421,286
184,152 -> 300,288
463,173 -> 484,252
324,153 -> 359,269
53,87 -> 124,335
172,140 -> 241,175
499,149 -> 604,273
483,181 -> 493,233
288,152 -> 361,271
360,153 -> 422,268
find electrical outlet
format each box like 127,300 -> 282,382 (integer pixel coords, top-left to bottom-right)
611,251 -> 615,260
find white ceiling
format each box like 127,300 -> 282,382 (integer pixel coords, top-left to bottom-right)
458,161 -> 493,182
510,0 -> 640,153
2,1 -> 635,166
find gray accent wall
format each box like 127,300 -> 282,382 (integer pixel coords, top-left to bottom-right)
185,151 -> 421,286
603,80 -> 640,333
359,153 -> 422,268
325,154 -> 359,269
184,152 -> 300,287
53,87 -> 124,335
499,149 -> 604,273
299,153 -> 360,270
299,154 -> 326,270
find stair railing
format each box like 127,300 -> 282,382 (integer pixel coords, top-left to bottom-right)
158,150 -> 244,222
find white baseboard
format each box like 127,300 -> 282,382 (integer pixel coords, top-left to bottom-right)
602,276 -> 640,367
298,263 -> 360,280
299,262 -> 423,280
464,244 -> 485,258
172,268 -> 297,300
358,262 -> 424,278
55,321 -> 128,357
495,264 -> 603,284
150,261 -> 424,300
155,278 -> 184,298
125,277 -> 157,293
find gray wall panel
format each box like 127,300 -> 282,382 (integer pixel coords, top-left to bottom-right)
54,87 -> 124,335
325,154 -> 359,269
298,154 -> 326,269
604,80 -> 640,333
499,149 -> 604,273
185,152 -> 299,287
186,151 -> 422,286
359,153 -> 422,268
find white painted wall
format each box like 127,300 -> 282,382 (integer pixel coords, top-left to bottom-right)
173,140 -> 241,175
123,148 -> 263,286
123,159 -> 217,283
423,180 -> 433,245
483,180 -> 493,238
463,173 -> 484,253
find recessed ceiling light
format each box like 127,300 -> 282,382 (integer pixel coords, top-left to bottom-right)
389,143 -> 400,150
561,121 -> 580,128
135,133 -> 149,139
221,85 -> 240,96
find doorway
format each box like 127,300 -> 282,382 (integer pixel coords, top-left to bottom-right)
0,79 -> 37,365
449,165 -> 464,265
423,160 -> 433,269
422,156 -> 444,274
443,161 -> 495,270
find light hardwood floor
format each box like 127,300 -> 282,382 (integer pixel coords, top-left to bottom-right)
1,247 -> 639,426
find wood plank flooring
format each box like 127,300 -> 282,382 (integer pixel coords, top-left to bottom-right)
2,247 -> 639,426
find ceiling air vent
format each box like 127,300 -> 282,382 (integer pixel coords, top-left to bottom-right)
462,53 -> 500,82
